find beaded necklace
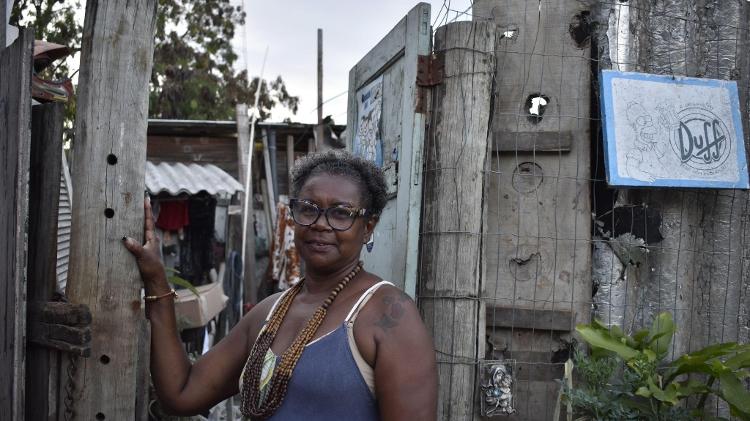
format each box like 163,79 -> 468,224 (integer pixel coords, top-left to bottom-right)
240,261 -> 364,419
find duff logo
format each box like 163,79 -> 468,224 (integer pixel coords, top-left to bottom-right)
669,107 -> 732,171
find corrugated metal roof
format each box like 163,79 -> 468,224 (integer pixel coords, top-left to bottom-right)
146,161 -> 244,196
57,151 -> 72,292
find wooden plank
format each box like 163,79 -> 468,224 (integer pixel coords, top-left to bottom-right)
420,21 -> 497,420
0,27 -> 32,421
286,135 -> 294,190
399,3 -> 431,298
28,301 -> 92,326
347,3 -> 431,295
476,1 -> 593,418
352,15 -> 407,88
358,57 -> 404,287
486,307 -> 574,331
261,129 -> 276,223
235,104 -> 256,304
493,131 -> 574,152
1,0 -> 6,48
346,8 -> 407,139
25,103 -> 64,420
65,1 -> 157,419
268,129 -> 278,201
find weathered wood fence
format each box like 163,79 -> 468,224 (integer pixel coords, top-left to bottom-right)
0,27 -> 33,421
1,1 -> 158,419
418,0 -> 749,419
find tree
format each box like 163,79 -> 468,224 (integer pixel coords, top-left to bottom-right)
11,0 -> 82,142
10,0 -> 82,80
11,0 -> 299,123
149,0 -> 298,120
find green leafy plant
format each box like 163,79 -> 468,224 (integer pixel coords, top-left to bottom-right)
165,267 -> 200,298
564,312 -> 750,421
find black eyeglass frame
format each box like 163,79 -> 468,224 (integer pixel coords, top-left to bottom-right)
289,198 -> 370,231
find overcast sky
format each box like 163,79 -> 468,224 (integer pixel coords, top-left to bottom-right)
237,0 -> 472,124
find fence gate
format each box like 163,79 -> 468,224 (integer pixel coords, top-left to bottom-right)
346,3 -> 431,296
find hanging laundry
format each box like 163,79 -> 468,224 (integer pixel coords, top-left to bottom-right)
270,202 -> 301,290
156,199 -> 190,231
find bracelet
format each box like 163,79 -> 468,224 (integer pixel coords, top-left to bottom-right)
144,289 -> 177,302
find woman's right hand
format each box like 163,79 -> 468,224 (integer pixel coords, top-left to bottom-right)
123,197 -> 170,293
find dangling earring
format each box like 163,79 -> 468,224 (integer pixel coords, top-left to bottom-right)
366,235 -> 374,253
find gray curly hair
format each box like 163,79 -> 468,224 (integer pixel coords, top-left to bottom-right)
290,150 -> 388,217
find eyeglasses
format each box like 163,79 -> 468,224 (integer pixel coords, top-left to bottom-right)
289,198 -> 369,231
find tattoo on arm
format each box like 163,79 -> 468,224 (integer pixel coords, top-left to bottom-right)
375,291 -> 410,333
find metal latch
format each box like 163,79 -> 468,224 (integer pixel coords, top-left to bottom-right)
416,53 -> 444,87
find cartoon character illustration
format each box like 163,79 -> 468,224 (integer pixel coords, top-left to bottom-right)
623,102 -> 668,182
353,78 -> 383,166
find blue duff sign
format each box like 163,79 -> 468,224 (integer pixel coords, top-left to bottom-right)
600,70 -> 748,189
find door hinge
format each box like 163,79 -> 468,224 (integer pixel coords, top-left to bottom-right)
416,53 -> 444,87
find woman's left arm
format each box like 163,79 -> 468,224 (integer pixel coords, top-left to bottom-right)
367,287 -> 438,420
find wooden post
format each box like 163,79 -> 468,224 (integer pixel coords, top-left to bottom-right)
268,129 -> 278,201
419,21 -> 496,420
25,103 -> 64,421
65,1 -> 157,419
316,28 -> 323,152
1,0 -> 7,48
286,135 -> 294,187
261,128 -> 277,224
0,27 -> 32,421
236,103 -> 257,304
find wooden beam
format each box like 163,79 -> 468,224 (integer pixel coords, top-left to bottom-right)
28,301 -> 92,326
235,104 -> 257,304
0,27 -> 32,421
66,1 -> 157,419
493,131 -> 574,152
25,103 -> 64,421
419,21 -> 497,420
485,307 -> 574,332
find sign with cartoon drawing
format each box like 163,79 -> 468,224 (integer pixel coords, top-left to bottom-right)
600,70 -> 748,188
353,75 -> 384,167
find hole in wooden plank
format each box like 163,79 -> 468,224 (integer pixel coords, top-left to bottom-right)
569,11 -> 592,48
107,154 -> 118,165
525,94 -> 549,124
100,354 -> 110,364
104,208 -> 115,218
95,413 -> 105,420
511,162 -> 543,193
500,28 -> 518,39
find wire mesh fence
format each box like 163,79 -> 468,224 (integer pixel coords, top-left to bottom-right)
417,0 -> 750,419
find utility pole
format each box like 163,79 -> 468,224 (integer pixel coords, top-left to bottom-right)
235,104 -> 256,305
316,28 -> 323,152
66,1 -> 157,419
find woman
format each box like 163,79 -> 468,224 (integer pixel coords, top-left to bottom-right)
124,151 -> 438,420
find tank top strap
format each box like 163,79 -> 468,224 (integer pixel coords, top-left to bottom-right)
344,280 -> 394,323
264,288 -> 294,323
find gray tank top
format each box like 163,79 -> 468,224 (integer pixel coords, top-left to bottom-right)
241,281 -> 392,420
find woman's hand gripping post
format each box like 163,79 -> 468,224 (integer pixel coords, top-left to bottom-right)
122,197 -> 172,302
